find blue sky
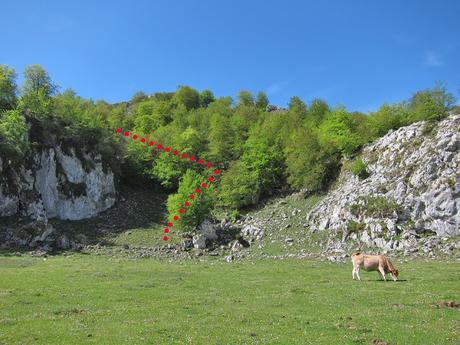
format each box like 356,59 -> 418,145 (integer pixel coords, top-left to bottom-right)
2,0 -> 459,112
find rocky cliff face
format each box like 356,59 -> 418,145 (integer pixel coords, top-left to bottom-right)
0,146 -> 116,221
308,114 -> 460,250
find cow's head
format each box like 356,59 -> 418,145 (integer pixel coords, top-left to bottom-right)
390,268 -> 399,281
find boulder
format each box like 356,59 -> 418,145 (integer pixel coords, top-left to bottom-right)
241,225 -> 264,241
192,234 -> 207,249
196,219 -> 218,241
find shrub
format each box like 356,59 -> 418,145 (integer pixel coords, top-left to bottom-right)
351,158 -> 370,180
350,196 -> 402,218
347,221 -> 366,234
230,209 -> 240,221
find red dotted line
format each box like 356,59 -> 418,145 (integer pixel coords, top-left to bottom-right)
115,128 -> 221,240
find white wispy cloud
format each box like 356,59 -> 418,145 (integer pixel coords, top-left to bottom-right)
425,50 -> 443,67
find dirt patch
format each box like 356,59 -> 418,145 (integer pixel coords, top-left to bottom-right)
371,339 -> 388,345
430,301 -> 460,309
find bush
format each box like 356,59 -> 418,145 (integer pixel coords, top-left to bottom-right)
347,221 -> 366,234
351,158 -> 370,180
350,196 -> 402,218
230,209 -> 240,221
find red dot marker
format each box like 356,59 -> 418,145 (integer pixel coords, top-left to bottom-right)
181,153 -> 187,159
197,159 -> 204,165
157,144 -> 163,150
132,134 -> 138,140
173,215 -> 179,221
201,183 -> 207,188
189,194 -> 195,200
164,228 -> 169,233
184,201 -> 190,207
124,131 -> 130,137
179,208 -> 185,214
149,141 -> 154,146
168,222 -> 173,227
214,169 -> 220,175
208,176 -> 214,182
163,236 -> 169,241
116,128 -> 122,133
190,156 -> 195,161
141,138 -> 146,143
195,188 -> 201,194
165,147 -> 171,152
206,162 -> 211,168
173,150 -> 178,156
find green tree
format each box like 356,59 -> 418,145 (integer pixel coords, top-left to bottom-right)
19,65 -> 57,117
368,103 -> 406,140
0,109 -> 28,157
218,160 -> 259,209
219,122 -> 285,209
284,125 -> 340,191
0,65 -> 17,112
242,127 -> 284,194
174,86 -> 200,110
133,99 -> 173,133
408,83 -> 455,122
131,91 -> 148,104
53,89 -> 93,125
167,169 -> 215,230
288,96 -> 307,115
255,91 -> 269,110
199,89 -> 215,107
307,98 -> 329,125
237,90 -> 254,107
208,113 -> 235,164
317,109 -> 365,157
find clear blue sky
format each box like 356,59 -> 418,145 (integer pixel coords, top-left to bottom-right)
2,0 -> 459,112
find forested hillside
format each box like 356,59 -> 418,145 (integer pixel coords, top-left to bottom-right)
0,64 -> 456,230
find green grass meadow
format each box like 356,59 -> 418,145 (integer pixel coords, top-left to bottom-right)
0,255 -> 459,345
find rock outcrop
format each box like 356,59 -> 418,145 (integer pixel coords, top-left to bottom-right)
0,146 -> 116,221
308,114 -> 460,248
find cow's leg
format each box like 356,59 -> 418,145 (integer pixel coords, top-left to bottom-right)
378,266 -> 386,281
356,267 -> 361,281
352,266 -> 356,280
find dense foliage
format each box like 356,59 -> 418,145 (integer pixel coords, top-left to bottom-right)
0,64 -> 457,230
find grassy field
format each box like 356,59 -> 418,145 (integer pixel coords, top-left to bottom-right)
0,254 -> 459,345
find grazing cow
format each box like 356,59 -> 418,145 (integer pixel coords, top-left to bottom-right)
351,252 -> 399,281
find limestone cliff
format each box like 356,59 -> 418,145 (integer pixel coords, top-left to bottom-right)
0,138 -> 116,221
308,114 -> 460,249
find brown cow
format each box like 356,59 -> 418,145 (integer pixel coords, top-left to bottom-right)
351,252 -> 399,281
